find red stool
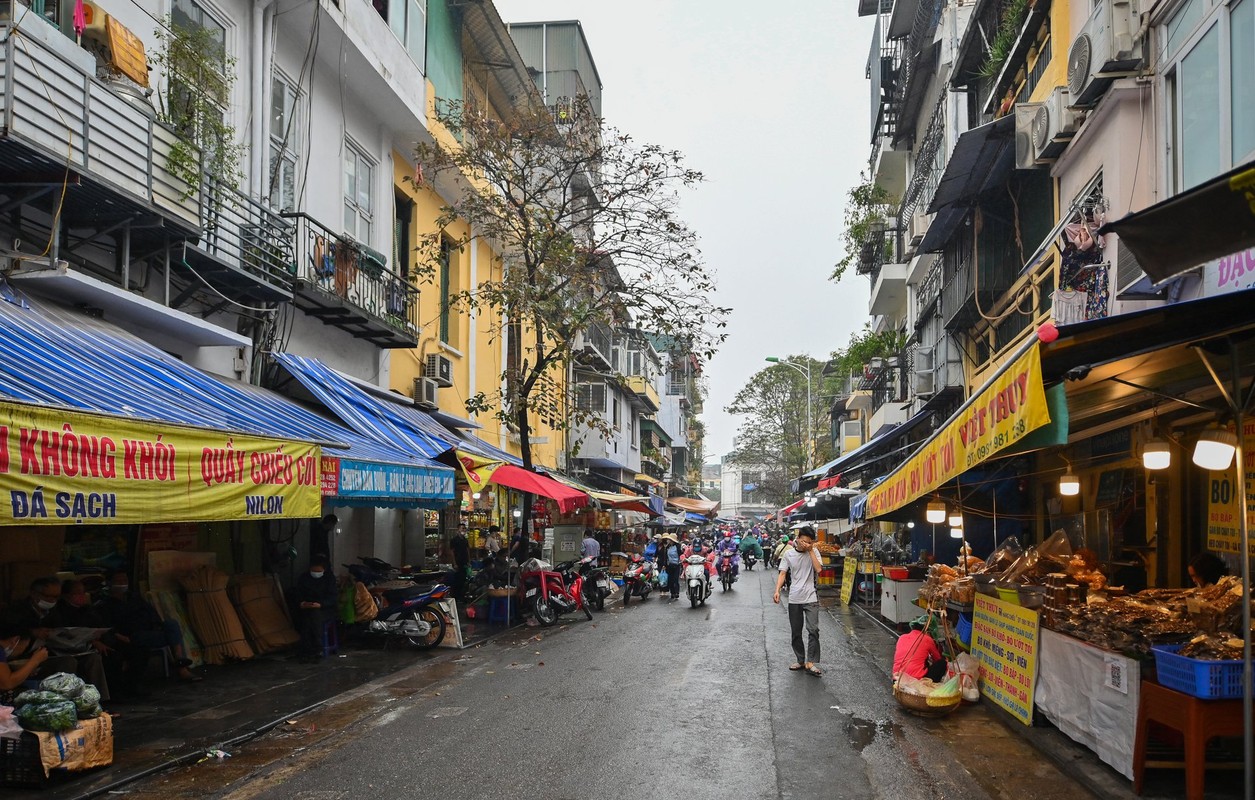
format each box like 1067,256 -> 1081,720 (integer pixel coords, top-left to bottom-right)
1133,680 -> 1246,800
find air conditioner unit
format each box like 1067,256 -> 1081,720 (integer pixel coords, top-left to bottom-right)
1014,102 -> 1043,170
1113,236 -> 1156,296
1067,0 -> 1143,108
1032,88 -> 1083,161
424,353 -> 453,388
913,370 -> 935,397
914,347 -> 934,372
413,377 -> 440,408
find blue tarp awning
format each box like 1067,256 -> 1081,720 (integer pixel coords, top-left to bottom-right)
0,295 -> 454,505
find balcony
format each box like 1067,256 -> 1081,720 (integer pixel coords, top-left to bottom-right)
914,257 -> 943,323
283,212 -> 418,348
577,322 -> 613,369
870,262 -> 909,317
0,21 -> 200,244
180,177 -> 294,305
625,375 -> 661,412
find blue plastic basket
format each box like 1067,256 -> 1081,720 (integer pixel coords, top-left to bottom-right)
1151,644 -> 1247,699
955,613 -> 972,648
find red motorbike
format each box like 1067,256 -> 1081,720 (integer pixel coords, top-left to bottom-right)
519,559 -> 594,626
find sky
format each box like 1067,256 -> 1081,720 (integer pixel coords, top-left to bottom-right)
503,1 -> 876,464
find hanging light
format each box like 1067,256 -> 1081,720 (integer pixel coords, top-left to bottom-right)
926,501 -> 946,524
1193,427 -> 1238,471
907,521 -> 915,529
949,527 -> 963,539
472,492 -> 482,500
1059,473 -> 1080,496
512,508 -> 522,518
948,511 -> 963,528
1142,439 -> 1171,470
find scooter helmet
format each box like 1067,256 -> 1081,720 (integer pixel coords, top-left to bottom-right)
724,531 -> 732,538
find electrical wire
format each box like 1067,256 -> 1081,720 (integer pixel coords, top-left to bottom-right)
177,259 -> 278,313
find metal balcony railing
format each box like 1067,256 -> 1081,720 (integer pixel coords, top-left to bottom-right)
915,258 -> 944,321
194,176 -> 294,290
584,322 -> 612,365
283,212 -> 418,344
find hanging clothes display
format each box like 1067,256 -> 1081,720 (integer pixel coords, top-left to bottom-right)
1051,289 -> 1088,325
1059,216 -> 1109,321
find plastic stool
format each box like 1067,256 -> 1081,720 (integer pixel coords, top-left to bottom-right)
321,619 -> 339,656
488,596 -> 514,625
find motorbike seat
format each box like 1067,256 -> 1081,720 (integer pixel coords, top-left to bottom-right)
382,585 -> 426,604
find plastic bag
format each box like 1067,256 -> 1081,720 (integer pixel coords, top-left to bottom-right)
72,686 -> 101,715
980,537 -> 1023,575
657,569 -> 668,589
955,653 -> 981,703
13,690 -> 63,708
39,672 -> 86,699
338,579 -> 357,624
16,699 -> 78,732
0,705 -> 21,740
928,674 -> 962,705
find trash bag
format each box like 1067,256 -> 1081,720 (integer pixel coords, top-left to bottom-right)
39,672 -> 85,699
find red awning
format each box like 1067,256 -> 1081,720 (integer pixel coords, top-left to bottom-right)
489,465 -> 590,515
779,498 -> 806,516
817,474 -> 842,490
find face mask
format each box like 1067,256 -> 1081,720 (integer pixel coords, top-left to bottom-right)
35,599 -> 57,611
310,571 -> 325,579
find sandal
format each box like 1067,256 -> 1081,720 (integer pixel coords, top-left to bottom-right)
805,665 -> 823,677
789,663 -> 804,671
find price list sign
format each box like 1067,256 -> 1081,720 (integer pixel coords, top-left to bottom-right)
971,594 -> 1041,725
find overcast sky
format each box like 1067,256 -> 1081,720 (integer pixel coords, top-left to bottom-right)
503,1 -> 876,465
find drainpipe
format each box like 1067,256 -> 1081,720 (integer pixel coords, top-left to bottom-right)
251,0 -> 277,200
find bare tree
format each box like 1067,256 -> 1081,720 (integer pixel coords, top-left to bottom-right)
413,99 -> 728,479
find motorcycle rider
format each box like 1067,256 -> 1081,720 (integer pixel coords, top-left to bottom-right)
683,537 -> 716,591
716,532 -> 740,581
739,531 -> 764,563
771,534 -> 793,568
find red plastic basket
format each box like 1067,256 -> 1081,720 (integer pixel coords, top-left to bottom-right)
1152,645 -> 1247,699
882,567 -> 910,581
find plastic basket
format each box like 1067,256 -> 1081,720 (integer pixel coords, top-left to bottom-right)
0,732 -> 45,788
955,613 -> 973,647
1152,645 -> 1247,699
882,567 -> 910,581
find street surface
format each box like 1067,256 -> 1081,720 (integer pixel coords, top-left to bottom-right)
126,568 -> 1102,800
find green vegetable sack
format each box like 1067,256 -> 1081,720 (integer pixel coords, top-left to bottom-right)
39,672 -> 86,698
13,689 -> 63,708
16,699 -> 78,732
73,685 -> 101,715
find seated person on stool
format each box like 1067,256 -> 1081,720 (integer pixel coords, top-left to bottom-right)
294,556 -> 337,659
96,570 -> 202,683
0,622 -> 50,704
2,577 -> 112,702
893,619 -> 948,683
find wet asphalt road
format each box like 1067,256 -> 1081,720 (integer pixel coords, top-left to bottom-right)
183,567 -> 1101,800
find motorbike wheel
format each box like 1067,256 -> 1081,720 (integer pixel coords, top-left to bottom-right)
722,574 -> 732,592
621,586 -> 630,605
405,606 -> 446,649
532,596 -> 558,627
641,587 -> 651,600
582,601 -> 594,621
690,591 -> 698,609
596,594 -> 605,611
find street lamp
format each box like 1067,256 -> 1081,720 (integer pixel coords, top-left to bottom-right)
765,357 -> 814,469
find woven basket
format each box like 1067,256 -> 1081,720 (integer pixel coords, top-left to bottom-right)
487,587 -> 515,598
893,686 -> 961,717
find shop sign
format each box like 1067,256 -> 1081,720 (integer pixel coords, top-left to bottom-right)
0,400 -> 320,525
320,457 -> 340,496
1202,247 -> 1255,297
866,344 -> 1050,518
1206,419 -> 1255,556
334,458 -> 455,501
841,556 -> 857,605
455,450 -> 505,495
972,594 -> 1041,726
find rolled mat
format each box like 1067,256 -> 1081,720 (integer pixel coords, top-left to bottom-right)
147,590 -> 204,667
229,574 -> 300,654
178,565 -> 254,664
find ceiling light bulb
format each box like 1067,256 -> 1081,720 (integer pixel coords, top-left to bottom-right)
948,512 -> 963,528
472,492 -> 481,500
949,527 -> 963,539
1059,474 -> 1080,496
1193,428 -> 1238,471
1142,439 -> 1171,471
925,501 -> 946,524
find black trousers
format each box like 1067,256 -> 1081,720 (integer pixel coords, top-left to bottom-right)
665,564 -> 681,598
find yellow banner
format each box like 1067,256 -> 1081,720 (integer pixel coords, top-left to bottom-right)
455,450 -> 504,495
866,343 -> 1051,517
972,594 -> 1041,725
1206,419 -> 1255,556
0,400 -> 321,525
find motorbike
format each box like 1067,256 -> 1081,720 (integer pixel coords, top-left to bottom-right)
684,554 -> 711,608
620,553 -> 655,604
519,558 -> 594,626
578,555 -> 613,611
743,551 -> 758,571
363,581 -> 450,649
717,551 -> 737,592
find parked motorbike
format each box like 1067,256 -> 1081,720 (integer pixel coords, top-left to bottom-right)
519,558 -> 594,626
620,553 -> 655,604
684,554 -> 711,608
578,555 -> 613,611
718,552 -> 736,592
743,551 -> 758,571
363,582 -> 450,649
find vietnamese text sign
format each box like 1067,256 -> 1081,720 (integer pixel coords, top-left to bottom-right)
867,343 -> 1050,517
972,594 -> 1041,726
1206,418 -> 1255,556
0,400 -> 320,524
841,555 -> 857,605
334,458 -> 455,502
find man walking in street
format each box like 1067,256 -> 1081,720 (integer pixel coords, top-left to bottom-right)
773,526 -> 823,676
580,529 -> 600,560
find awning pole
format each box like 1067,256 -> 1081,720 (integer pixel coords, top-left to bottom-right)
1232,352 -> 1252,800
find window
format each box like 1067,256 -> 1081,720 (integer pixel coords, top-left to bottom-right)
268,73 -> 301,211
1161,0 -> 1255,191
612,397 -> 621,430
380,0 -> 426,66
167,0 -> 228,160
438,238 -> 454,344
343,142 -> 375,243
575,383 -> 606,413
630,415 -> 638,449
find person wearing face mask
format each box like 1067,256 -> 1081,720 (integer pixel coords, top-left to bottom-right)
293,556 -> 337,661
2,577 -> 112,701
0,622 -> 50,703
96,570 -> 202,684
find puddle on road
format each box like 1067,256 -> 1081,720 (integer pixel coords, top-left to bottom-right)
844,715 -> 903,753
